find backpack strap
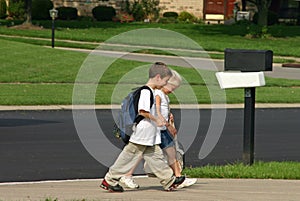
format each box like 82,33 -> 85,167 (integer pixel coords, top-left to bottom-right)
133,85 -> 154,124
139,85 -> 154,108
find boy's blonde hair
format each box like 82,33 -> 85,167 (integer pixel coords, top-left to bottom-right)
149,62 -> 172,78
168,70 -> 182,87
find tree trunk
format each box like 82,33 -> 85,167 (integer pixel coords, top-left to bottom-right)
242,0 -> 247,11
253,0 -> 272,26
24,0 -> 32,24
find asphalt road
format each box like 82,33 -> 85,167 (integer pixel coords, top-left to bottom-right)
0,108 -> 299,182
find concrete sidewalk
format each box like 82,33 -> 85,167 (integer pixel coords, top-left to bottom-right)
1,103 -> 300,111
0,177 -> 299,201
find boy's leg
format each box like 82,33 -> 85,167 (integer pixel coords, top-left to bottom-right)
143,145 -> 175,190
124,155 -> 143,176
164,146 -> 181,177
120,155 -> 143,189
104,142 -> 145,186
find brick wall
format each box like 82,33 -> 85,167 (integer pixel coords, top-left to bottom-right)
160,0 -> 204,18
51,0 -> 122,16
51,0 -> 204,18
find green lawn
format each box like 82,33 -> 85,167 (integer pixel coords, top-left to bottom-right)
0,38 -> 300,105
183,161 -> 300,179
1,21 -> 300,105
1,21 -> 300,57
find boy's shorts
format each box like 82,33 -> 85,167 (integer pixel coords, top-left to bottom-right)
159,129 -> 174,149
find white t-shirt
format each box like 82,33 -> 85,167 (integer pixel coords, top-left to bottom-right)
129,88 -> 161,146
154,89 -> 170,130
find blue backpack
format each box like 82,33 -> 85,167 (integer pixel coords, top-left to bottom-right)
114,85 -> 154,144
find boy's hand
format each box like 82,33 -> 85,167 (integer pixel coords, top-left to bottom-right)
158,114 -> 165,123
155,118 -> 164,127
169,113 -> 174,123
166,123 -> 177,136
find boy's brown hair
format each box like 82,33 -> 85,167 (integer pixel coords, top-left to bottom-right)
149,62 -> 172,79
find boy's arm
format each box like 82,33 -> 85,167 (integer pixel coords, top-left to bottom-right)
155,95 -> 165,123
169,113 -> 174,125
166,112 -> 177,136
138,89 -> 164,127
139,110 -> 164,127
166,122 -> 177,136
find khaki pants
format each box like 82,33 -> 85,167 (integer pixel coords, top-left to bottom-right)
105,142 -> 175,190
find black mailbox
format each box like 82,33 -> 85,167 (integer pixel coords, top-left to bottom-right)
224,49 -> 273,72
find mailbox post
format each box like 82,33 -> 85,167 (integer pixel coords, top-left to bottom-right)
216,49 -> 273,165
243,87 -> 255,164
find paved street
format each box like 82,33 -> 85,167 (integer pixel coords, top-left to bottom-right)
0,107 -> 299,182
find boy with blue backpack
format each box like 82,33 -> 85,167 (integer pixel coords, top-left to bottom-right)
119,70 -> 196,189
100,62 -> 185,192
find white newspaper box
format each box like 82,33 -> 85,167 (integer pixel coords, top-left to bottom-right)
216,72 -> 265,89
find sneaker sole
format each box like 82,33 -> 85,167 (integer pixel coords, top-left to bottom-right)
177,181 -> 197,189
119,180 -> 140,189
165,176 -> 186,191
100,184 -> 124,192
165,183 -> 180,191
100,184 -> 109,191
165,186 -> 177,191
121,185 -> 140,189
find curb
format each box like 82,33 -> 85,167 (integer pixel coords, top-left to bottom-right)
0,104 -> 300,111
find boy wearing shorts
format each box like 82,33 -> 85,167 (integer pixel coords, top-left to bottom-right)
155,70 -> 197,189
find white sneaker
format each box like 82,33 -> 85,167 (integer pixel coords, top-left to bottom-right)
119,176 -> 139,189
177,178 -> 197,189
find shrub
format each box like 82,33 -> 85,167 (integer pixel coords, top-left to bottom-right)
163,11 -> 178,18
141,0 -> 159,21
77,16 -> 94,22
158,17 -> 178,23
131,2 -> 144,21
121,0 -> 160,22
32,0 -> 53,20
113,12 -> 134,23
92,6 -> 116,21
178,11 -> 197,23
0,0 -> 7,19
7,0 -> 25,20
245,25 -> 272,39
57,7 -> 78,20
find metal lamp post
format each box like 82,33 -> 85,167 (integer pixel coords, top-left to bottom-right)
49,8 -> 58,48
